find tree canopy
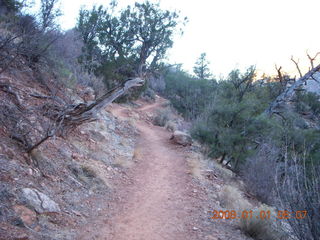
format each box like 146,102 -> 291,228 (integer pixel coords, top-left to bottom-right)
77,1 -> 185,83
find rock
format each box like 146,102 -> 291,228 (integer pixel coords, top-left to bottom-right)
170,130 -> 192,146
192,227 -> 199,231
81,87 -> 95,101
21,188 -> 60,213
13,205 -> 37,226
72,152 -> 82,160
89,130 -> 106,142
165,120 -> 177,132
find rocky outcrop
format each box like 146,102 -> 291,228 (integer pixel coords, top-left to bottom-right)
20,188 -> 60,213
170,130 -> 192,146
267,65 -> 320,115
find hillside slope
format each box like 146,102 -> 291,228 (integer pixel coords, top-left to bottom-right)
0,71 -> 137,239
0,72 -> 255,239
78,97 -> 254,240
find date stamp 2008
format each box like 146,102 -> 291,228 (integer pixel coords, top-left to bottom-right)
209,210 -> 308,220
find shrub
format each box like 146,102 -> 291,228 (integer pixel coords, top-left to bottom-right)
294,91 -> 320,116
0,0 -> 23,14
239,205 -> 285,240
219,185 -> 251,211
153,108 -> 172,127
276,153 -> 320,240
219,184 -> 285,240
240,142 -> 279,204
141,87 -> 156,102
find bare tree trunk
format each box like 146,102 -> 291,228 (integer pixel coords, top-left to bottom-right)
27,77 -> 144,153
219,153 -> 226,164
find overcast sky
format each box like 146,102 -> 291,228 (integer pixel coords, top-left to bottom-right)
45,0 -> 320,77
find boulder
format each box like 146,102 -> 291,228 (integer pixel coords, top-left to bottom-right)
165,120 -> 177,132
170,130 -> 192,146
21,188 -> 60,213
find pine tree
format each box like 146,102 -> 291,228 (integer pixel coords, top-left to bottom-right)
193,52 -> 212,79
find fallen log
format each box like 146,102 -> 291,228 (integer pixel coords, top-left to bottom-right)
27,77 -> 144,153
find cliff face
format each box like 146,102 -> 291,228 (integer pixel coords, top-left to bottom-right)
0,70 -> 137,239
305,71 -> 320,94
267,65 -> 320,115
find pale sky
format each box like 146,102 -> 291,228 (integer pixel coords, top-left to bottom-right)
39,0 -> 320,77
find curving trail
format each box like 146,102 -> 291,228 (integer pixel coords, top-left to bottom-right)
105,98 -> 201,240
78,97 -> 206,240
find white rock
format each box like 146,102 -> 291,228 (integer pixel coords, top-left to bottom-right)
21,188 -> 60,213
170,130 -> 192,146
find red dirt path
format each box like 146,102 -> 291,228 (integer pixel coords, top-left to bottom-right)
104,98 -> 201,239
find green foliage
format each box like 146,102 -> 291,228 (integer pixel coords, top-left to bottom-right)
141,87 -> 156,102
294,91 -> 320,116
153,108 -> 172,127
39,0 -> 61,30
190,67 -> 275,169
77,1 -> 185,88
165,63 -> 320,173
193,52 -> 212,79
163,66 -> 217,120
0,0 -> 23,13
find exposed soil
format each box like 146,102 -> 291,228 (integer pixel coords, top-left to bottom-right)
108,99 -> 203,239
77,97 -> 251,240
76,98 -> 201,239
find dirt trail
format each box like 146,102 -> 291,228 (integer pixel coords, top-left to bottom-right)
77,97 -> 254,240
103,98 -> 203,240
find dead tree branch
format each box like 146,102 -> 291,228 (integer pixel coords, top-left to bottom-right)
27,77 -> 144,153
266,64 -> 320,115
291,56 -> 303,78
30,92 -> 65,105
306,51 -> 320,69
0,82 -> 22,107
275,64 -> 285,87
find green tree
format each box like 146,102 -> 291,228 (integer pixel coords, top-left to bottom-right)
0,0 -> 23,14
163,66 -> 217,120
193,52 -> 212,79
77,1 -> 185,82
39,0 -> 61,31
191,66 -> 273,170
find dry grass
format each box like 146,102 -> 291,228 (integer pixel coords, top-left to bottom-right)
210,159 -> 235,180
186,153 -> 204,180
239,205 -> 285,240
153,108 -> 172,127
219,184 -> 285,240
80,161 -> 112,189
133,147 -> 142,160
161,100 -> 171,108
219,185 -> 251,210
113,156 -> 133,168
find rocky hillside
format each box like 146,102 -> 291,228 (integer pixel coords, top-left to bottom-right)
268,65 -> 320,115
0,70 -> 137,239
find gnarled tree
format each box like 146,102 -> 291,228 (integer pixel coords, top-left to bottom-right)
77,1 -> 185,84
